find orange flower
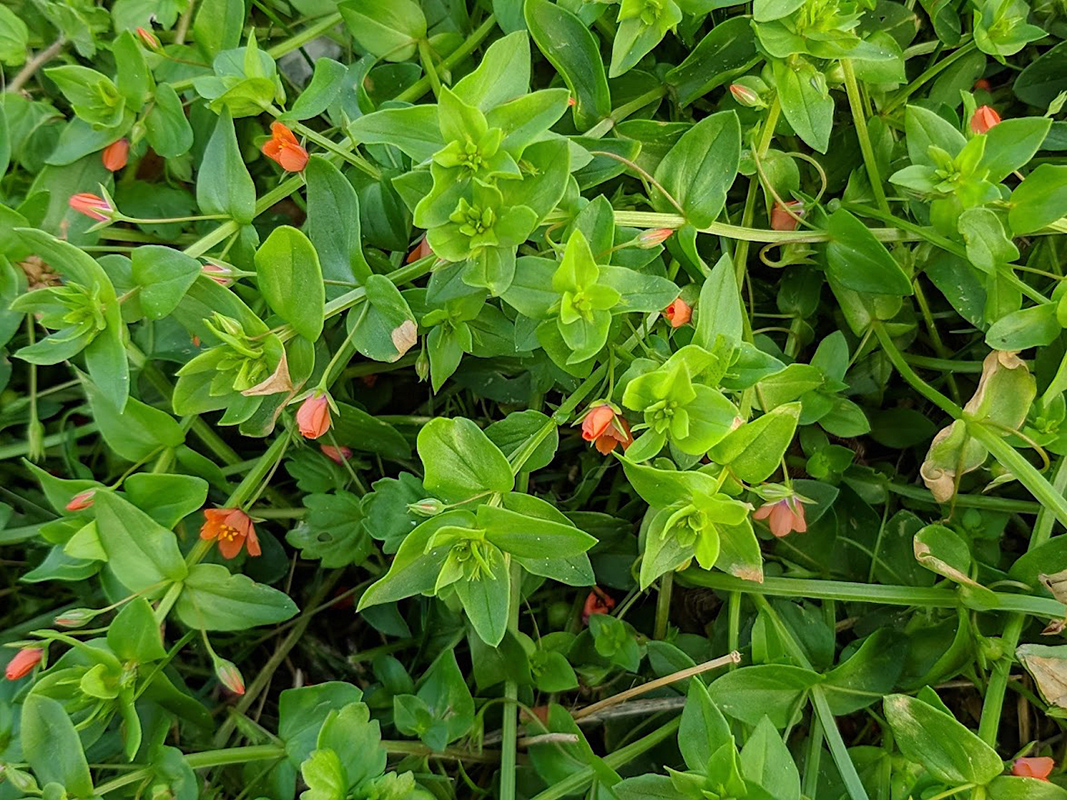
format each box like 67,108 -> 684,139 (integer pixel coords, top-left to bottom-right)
200,508 -> 260,559
69,193 -> 112,221
663,298 -> 692,328
771,201 -> 804,231
973,78 -> 991,91
580,404 -> 633,455
65,490 -> 96,512
753,496 -> 808,538
406,236 -> 433,264
262,122 -> 309,172
971,105 -> 1001,134
582,587 -> 616,624
5,648 -> 42,680
321,444 -> 352,464
102,139 -> 129,171
296,393 -> 331,439
1013,757 -> 1055,781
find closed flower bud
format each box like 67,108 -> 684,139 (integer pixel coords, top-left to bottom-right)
55,608 -> 97,628
213,657 -> 245,695
637,228 -> 674,248
201,263 -> 233,286
771,200 -> 805,232
4,647 -> 43,680
729,83 -> 765,108
65,490 -> 96,512
136,26 -> 161,50
69,193 -> 113,222
296,392 -> 331,439
3,766 -> 39,793
971,105 -> 1001,134
416,350 -> 430,381
663,297 -> 692,328
102,139 -> 130,171
320,444 -> 352,464
408,498 -> 445,517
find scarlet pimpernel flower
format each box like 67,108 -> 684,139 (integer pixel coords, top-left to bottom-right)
262,122 -> 309,171
200,508 -> 261,559
580,403 -> 633,455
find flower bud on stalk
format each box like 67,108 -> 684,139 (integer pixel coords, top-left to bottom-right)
55,608 -> 98,628
4,647 -> 42,680
409,498 -> 445,517
212,656 -> 245,695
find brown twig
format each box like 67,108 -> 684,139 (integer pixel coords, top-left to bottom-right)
571,651 -> 741,721
7,37 -> 66,94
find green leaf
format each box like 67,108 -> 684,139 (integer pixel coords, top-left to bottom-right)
958,207 -> 1019,274
884,693 -> 1004,784
332,402 -> 411,461
197,109 -> 256,224
131,245 -> 202,319
525,0 -> 611,130
707,664 -> 822,727
287,492 -> 374,568
479,504 -> 597,558
338,0 -> 426,62
124,473 -> 208,530
0,5 -> 28,66
665,18 -> 758,107
145,83 -> 194,158
358,512 -> 469,608
300,748 -> 346,800
453,31 -> 531,110
346,106 -> 443,162
652,112 -> 741,228
192,0 -> 243,57
254,225 -> 325,341
454,545 -> 510,645
1009,164 -> 1067,235
740,717 -> 801,800
822,629 -> 905,714
988,776 -> 1067,800
905,105 -> 967,166
986,303 -> 1061,350
417,417 -> 514,503
315,703 -> 387,789
679,679 -> 733,772
709,402 -> 800,482
304,157 -> 372,291
825,209 -> 913,296
773,58 -> 833,153
485,410 -> 558,472
695,252 -> 743,349
174,563 -> 299,631
108,597 -> 168,662
94,491 -> 187,590
280,682 -> 364,766
347,274 -> 417,362
290,58 -> 348,121
981,117 -> 1051,183
21,695 -> 94,797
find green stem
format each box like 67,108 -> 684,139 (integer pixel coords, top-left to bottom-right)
679,572 -> 1066,618
95,746 -> 286,794
734,97 -> 782,286
873,323 -> 963,417
500,558 -> 522,800
654,572 -> 673,640
841,59 -> 889,214
528,718 -> 682,800
882,39 -> 977,115
0,423 -> 97,460
394,15 -> 497,104
417,38 -> 443,98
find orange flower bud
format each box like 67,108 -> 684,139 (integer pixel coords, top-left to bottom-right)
65,490 -> 96,511
213,657 -> 245,695
971,105 -> 1001,134
136,26 -> 161,50
69,193 -> 112,222
296,393 -> 331,439
729,83 -> 763,108
406,236 -> 433,264
201,262 -> 233,286
637,228 -> 674,248
55,608 -> 97,628
262,122 -> 309,172
1013,757 -> 1055,781
663,298 -> 692,328
973,78 -> 991,91
200,508 -> 260,559
771,201 -> 804,232
4,648 -> 42,680
102,139 -> 129,171
320,444 -> 352,464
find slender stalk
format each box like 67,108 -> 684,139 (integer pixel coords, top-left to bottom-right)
841,59 -> 890,214
654,572 -> 673,639
873,323 -> 963,418
7,37 -> 66,93
528,718 -> 682,800
500,558 -> 522,800
679,572 -> 1066,618
734,97 -> 782,286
